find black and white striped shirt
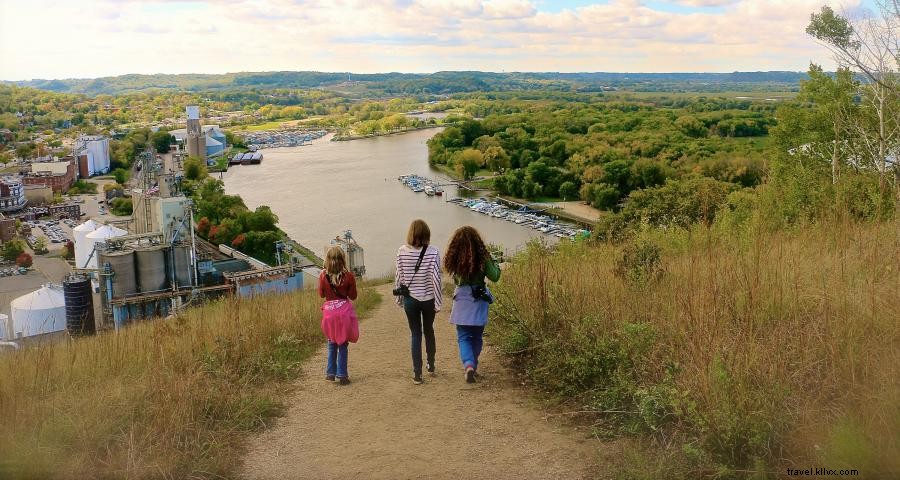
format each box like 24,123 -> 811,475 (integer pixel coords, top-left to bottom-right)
394,244 -> 443,310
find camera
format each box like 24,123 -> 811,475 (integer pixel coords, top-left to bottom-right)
393,284 -> 410,297
471,284 -> 494,304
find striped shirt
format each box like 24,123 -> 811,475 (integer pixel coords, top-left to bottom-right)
394,244 -> 443,310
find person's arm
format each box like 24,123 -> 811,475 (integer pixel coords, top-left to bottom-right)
345,272 -> 358,301
394,250 -> 403,306
485,258 -> 501,283
317,272 -> 326,298
431,248 -> 442,311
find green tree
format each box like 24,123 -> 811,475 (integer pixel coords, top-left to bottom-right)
150,131 -> 174,154
2,239 -> 25,261
559,181 -> 579,201
184,156 -> 208,181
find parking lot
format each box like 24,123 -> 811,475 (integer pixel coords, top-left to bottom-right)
25,219 -> 75,251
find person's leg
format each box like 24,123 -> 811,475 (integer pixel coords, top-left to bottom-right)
456,325 -> 476,370
336,342 -> 349,378
422,300 -> 437,372
325,341 -> 337,379
403,297 -> 424,377
471,325 -> 485,370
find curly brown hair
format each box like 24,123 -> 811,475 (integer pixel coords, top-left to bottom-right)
443,226 -> 487,279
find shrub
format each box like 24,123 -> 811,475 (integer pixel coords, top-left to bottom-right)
15,252 -> 32,268
614,238 -> 663,286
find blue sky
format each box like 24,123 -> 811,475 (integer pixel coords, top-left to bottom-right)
0,0 -> 868,80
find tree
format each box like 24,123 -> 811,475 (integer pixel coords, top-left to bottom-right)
184,156 -> 208,181
807,3 -> 900,190
453,149 -> 482,180
2,240 -> 25,261
150,131 -> 174,154
16,252 -> 32,268
559,181 -> 579,201
32,237 -> 47,255
63,241 -> 75,260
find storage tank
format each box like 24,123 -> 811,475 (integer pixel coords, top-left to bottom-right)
0,313 -> 9,341
10,285 -> 67,338
63,275 -> 95,336
84,224 -> 128,269
101,250 -> 137,298
73,219 -> 100,269
172,245 -> 194,288
136,246 -> 168,292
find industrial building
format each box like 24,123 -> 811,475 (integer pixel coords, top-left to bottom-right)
0,214 -> 15,242
0,176 -> 26,213
23,157 -> 76,194
169,106 -> 227,160
5,285 -> 67,339
73,135 -> 111,177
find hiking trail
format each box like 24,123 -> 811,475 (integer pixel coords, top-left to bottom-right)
241,284 -> 610,479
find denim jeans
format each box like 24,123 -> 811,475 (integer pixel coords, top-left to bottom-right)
326,341 -> 348,378
403,297 -> 436,376
456,325 -> 485,370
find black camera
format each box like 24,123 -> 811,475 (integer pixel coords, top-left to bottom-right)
393,284 -> 410,297
471,284 -> 494,304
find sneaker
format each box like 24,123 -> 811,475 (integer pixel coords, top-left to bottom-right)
325,374 -> 335,382
426,362 -> 435,375
338,377 -> 351,386
465,367 -> 476,384
412,375 -> 424,385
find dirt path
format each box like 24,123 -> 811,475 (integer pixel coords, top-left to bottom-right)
241,285 -> 607,479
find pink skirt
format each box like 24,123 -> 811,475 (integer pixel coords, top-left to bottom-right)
321,299 -> 359,344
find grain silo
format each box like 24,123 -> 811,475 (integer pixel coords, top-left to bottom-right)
73,219 -> 100,269
136,245 -> 168,292
84,224 -> 128,269
10,285 -> 67,338
100,250 -> 137,298
172,244 -> 194,288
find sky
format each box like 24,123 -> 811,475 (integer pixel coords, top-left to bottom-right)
0,0 -> 873,81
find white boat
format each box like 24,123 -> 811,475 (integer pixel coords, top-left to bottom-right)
424,186 -> 435,196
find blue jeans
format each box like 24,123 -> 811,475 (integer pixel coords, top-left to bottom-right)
326,341 -> 348,378
455,325 -> 485,370
403,297 -> 436,376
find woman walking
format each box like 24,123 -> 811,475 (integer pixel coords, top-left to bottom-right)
394,219 -> 442,385
318,246 -> 359,386
443,226 -> 500,383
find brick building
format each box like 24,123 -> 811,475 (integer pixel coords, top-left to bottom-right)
0,215 -> 15,243
23,157 -> 76,194
0,176 -> 27,213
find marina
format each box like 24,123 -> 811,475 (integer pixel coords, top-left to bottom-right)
243,129 -> 328,150
398,174 -> 589,240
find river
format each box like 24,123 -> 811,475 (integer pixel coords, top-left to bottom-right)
221,129 -> 552,277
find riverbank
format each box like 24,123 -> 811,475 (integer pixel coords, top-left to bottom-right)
332,123 -> 443,141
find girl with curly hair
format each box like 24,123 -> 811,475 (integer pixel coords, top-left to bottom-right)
443,226 -> 500,383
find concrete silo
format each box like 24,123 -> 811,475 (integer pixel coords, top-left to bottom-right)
84,224 -> 128,269
73,219 -> 100,269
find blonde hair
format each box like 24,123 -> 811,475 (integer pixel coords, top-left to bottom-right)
324,246 -> 348,284
406,219 -> 431,248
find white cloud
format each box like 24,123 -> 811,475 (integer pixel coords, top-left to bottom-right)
0,0 -> 861,80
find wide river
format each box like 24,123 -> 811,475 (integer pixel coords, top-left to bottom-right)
222,129 -> 551,277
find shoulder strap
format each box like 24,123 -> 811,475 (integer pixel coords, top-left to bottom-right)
404,245 -> 429,286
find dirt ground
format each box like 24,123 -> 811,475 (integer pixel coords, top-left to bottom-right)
241,284 -> 612,480
555,201 -> 601,223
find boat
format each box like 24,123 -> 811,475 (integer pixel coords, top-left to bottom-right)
424,186 -> 435,196
434,187 -> 443,196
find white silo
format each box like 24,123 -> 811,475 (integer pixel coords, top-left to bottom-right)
10,285 -> 67,338
0,313 -> 9,341
73,219 -> 100,269
84,224 -> 128,269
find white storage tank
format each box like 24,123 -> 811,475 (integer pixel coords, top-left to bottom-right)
10,285 -> 67,338
84,224 -> 128,269
0,313 -> 9,341
73,219 -> 100,269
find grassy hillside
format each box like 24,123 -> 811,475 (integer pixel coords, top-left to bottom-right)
0,287 -> 381,479
489,219 -> 899,478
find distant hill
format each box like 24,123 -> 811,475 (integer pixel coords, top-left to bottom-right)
7,71 -> 810,95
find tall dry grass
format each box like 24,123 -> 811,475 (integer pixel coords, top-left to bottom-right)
0,287 -> 381,479
489,219 -> 899,478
